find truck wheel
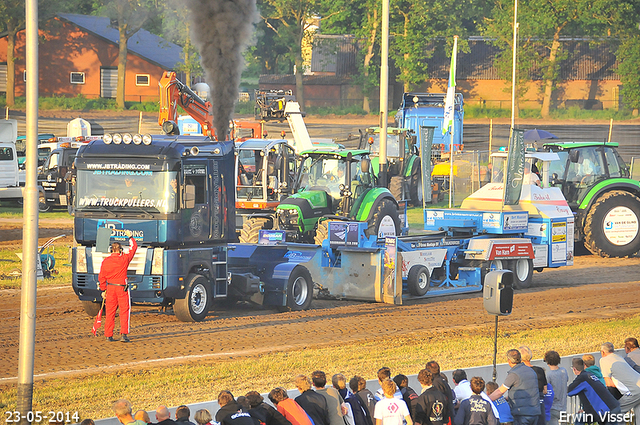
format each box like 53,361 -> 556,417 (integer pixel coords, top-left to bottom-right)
174,274 -> 210,322
584,190 -> 640,257
365,198 -> 400,239
314,220 -> 329,246
82,300 -> 103,317
279,266 -> 314,312
512,259 -> 533,289
389,176 -> 403,201
239,217 -> 272,243
407,265 -> 430,296
38,191 -> 51,212
409,159 -> 423,206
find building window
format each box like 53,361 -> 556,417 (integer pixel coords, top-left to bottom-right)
70,72 -> 85,84
136,74 -> 150,86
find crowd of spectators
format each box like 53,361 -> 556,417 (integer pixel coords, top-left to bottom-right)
104,338 -> 640,425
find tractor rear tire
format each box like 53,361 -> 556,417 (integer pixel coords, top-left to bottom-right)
583,190 -> 640,257
239,217 -> 272,243
365,198 -> 400,239
389,176 -> 403,201
409,158 -> 423,206
174,274 -> 210,322
38,190 -> 51,212
314,220 -> 329,246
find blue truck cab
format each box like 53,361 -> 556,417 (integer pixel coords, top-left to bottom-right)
395,92 -> 464,160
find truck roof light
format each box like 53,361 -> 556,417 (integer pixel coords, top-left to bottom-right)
133,134 -> 143,145
142,134 -> 152,145
60,142 -> 71,148
113,133 -> 123,144
190,146 -> 199,156
103,134 -> 113,144
123,133 -> 133,144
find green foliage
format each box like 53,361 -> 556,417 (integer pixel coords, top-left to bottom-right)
126,101 -> 160,112
464,105 -> 512,119
0,94 -> 157,111
305,105 -> 368,116
234,101 -> 255,115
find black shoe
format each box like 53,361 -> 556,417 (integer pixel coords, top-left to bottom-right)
120,334 -> 130,343
107,336 -> 116,342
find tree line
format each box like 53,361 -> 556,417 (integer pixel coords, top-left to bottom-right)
2,0 -> 639,115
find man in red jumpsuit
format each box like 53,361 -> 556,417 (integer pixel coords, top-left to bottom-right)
99,230 -> 138,342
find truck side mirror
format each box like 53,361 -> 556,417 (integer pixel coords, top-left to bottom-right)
185,184 -> 196,208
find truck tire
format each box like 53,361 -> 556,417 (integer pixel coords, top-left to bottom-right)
365,198 -> 400,239
389,176 -> 403,201
279,266 -> 314,312
38,190 -> 51,212
239,217 -> 272,243
512,258 -> 533,289
407,265 -> 430,296
82,300 -> 103,317
174,274 -> 210,322
314,220 -> 329,246
583,190 -> 640,258
409,159 -> 423,206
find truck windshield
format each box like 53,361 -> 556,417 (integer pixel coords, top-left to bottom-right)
75,170 -> 178,213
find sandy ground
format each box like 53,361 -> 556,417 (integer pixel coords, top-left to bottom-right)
1,216 -> 640,384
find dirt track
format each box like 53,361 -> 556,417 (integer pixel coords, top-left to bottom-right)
1,229 -> 639,383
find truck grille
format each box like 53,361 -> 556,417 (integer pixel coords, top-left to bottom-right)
151,276 -> 162,289
91,247 -> 147,274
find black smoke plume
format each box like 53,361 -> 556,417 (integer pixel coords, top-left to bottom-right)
187,0 -> 257,140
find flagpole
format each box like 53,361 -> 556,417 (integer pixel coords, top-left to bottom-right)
447,36 -> 458,208
510,0 -> 518,131
503,0 -> 519,211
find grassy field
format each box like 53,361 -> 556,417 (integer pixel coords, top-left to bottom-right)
0,241 -> 72,289
0,314 -> 637,421
0,204 -> 73,220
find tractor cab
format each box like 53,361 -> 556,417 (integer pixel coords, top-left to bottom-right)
540,141 -> 629,208
297,149 -> 375,216
276,148 -> 400,244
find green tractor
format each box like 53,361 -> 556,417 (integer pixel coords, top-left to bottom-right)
542,141 -> 640,257
242,148 -> 401,245
359,127 -> 422,205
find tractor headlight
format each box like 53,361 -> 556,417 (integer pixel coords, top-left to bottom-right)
76,248 -> 87,273
151,247 -> 164,275
113,133 -> 123,144
123,133 -> 133,144
277,209 -> 299,227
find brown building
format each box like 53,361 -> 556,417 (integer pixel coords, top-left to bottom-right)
0,13 -> 182,102
262,36 -> 622,111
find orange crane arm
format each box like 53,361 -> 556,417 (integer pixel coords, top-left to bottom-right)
158,71 -> 215,137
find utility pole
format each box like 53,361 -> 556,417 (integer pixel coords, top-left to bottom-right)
17,0 -> 39,423
378,0 -> 390,187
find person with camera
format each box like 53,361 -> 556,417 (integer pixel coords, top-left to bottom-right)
98,229 -> 138,342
